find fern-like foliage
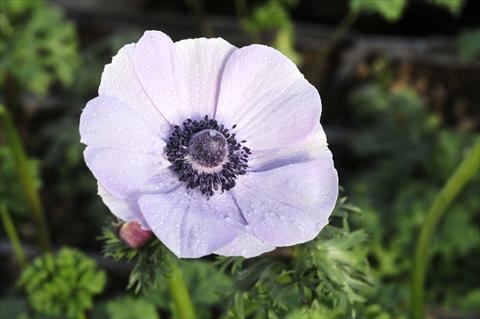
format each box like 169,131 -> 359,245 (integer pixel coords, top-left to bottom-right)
295,228 -> 371,311
0,0 -> 79,96
100,197 -> 372,318
18,247 -> 106,319
218,195 -> 372,318
100,226 -> 174,294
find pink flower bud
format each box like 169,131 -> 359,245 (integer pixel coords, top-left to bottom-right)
118,220 -> 153,249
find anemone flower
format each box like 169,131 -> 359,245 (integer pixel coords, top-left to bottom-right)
80,30 -> 338,258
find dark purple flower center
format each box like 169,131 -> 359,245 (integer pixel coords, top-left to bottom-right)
166,115 -> 250,197
188,129 -> 228,168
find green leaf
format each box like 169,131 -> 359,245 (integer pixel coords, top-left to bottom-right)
429,0 -> 464,16
349,0 -> 407,22
234,292 -> 245,319
242,0 -> 302,64
104,296 -> 159,319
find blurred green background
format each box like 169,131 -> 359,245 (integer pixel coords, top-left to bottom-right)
0,0 -> 479,318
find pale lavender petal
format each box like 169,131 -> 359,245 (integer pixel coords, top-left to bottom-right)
231,159 -> 338,246
215,126 -> 332,256
80,95 -> 165,152
134,32 -> 237,125
84,147 -> 179,199
174,38 -> 237,120
249,125 -> 331,172
97,184 -> 149,229
99,43 -> 171,139
139,188 -> 244,258
215,44 -> 321,150
134,31 -> 189,125
214,229 -> 274,258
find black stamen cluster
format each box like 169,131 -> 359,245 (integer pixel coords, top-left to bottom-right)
166,115 -> 250,197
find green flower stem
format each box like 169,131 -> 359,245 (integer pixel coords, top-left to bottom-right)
168,260 -> 196,319
0,105 -> 51,252
411,137 -> 480,318
1,202 -> 27,268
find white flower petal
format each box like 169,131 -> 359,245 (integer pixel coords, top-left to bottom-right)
174,37 -> 237,120
215,44 -> 321,150
97,184 -> 149,229
134,31 -> 236,125
80,95 -> 165,152
99,43 -> 171,139
214,230 -> 275,258
139,189 -> 244,258
249,125 -> 331,171
84,147 -> 179,199
231,159 -> 338,246
133,31 -> 188,125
